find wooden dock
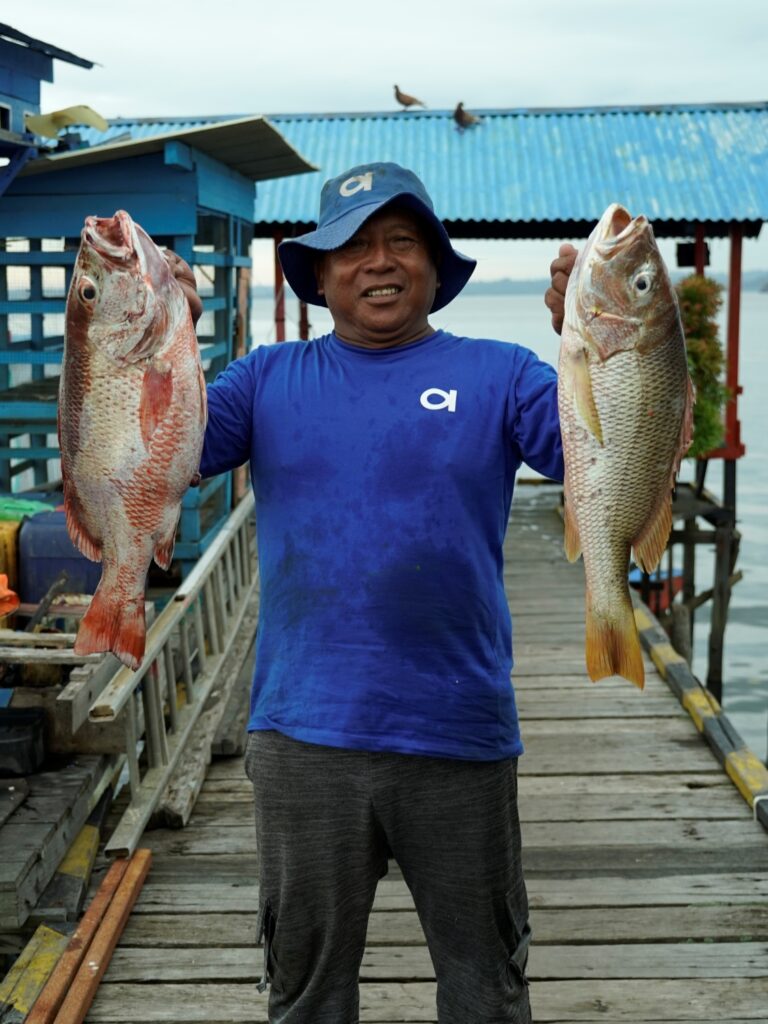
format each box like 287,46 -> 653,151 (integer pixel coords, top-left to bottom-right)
83,486 -> 768,1023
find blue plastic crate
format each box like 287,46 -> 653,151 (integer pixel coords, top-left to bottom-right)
18,510 -> 102,603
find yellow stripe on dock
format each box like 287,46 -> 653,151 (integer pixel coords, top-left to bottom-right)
0,924 -> 68,1015
725,749 -> 768,807
682,688 -> 721,732
56,823 -> 100,880
648,641 -> 686,676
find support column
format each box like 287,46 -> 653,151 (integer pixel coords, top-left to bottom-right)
273,234 -> 285,342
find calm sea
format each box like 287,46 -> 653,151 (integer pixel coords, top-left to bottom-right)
250,292 -> 768,762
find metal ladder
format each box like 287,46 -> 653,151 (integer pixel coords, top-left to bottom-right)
85,491 -> 258,857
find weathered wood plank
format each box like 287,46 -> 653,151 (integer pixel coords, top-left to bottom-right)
117,904 -> 768,947
102,941 -> 768,982
136,817 -> 767,859
83,978 -> 768,1022
131,872 -> 768,915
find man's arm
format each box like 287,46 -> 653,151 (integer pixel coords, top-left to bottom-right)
544,243 -> 577,335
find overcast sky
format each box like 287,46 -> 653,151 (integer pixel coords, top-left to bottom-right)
12,1 -> 768,281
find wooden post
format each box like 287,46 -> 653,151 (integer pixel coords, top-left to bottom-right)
724,226 -> 743,459
273,233 -> 285,342
694,225 -> 707,276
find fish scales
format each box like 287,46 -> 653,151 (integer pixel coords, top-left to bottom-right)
558,203 -> 694,688
59,211 -> 206,669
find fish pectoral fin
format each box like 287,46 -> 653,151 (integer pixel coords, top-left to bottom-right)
63,480 -> 102,562
153,512 -> 180,572
140,361 -> 174,448
585,596 -> 645,689
632,496 -> 672,574
570,348 -> 604,445
562,487 -> 582,562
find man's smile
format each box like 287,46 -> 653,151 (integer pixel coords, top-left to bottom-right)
362,285 -> 402,298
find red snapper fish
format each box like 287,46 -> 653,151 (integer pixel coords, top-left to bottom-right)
558,204 -> 694,688
59,211 -> 206,669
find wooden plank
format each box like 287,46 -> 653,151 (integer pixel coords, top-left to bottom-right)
0,756 -> 116,930
135,816 -> 767,859
116,904 -> 768,947
100,941 -> 768,982
186,785 -> 749,823
82,978 -> 768,1022
130,873 -> 768,914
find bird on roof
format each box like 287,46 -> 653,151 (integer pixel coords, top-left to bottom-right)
394,85 -> 426,110
453,102 -> 482,131
25,104 -> 108,140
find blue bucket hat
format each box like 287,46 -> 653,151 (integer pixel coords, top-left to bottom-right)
278,162 -> 476,312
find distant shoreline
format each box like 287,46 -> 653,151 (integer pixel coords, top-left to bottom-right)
252,270 -> 768,298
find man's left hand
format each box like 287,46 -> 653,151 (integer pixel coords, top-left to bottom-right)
165,250 -> 203,326
544,244 -> 578,336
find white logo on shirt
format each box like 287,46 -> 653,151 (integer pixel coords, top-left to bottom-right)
420,388 -> 457,413
339,172 -> 374,197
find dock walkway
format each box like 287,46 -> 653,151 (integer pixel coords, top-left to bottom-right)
85,487 -> 768,1023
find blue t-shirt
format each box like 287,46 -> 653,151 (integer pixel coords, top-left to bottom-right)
200,329 -> 563,760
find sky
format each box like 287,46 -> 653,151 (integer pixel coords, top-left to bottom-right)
10,1 -> 768,283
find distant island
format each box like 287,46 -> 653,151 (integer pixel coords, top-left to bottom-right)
252,270 -> 768,298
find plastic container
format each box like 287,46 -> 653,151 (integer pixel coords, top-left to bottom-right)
18,510 -> 102,603
0,496 -> 56,521
0,707 -> 46,775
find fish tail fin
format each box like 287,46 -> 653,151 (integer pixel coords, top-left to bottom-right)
75,587 -> 145,670
585,596 -> 645,689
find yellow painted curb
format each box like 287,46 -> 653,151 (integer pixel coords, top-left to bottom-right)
648,641 -> 686,676
0,924 -> 68,1014
633,607 -> 654,632
682,688 -> 721,732
57,823 -> 100,880
725,749 -> 768,807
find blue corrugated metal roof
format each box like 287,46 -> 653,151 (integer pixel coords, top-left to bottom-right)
72,103 -> 768,236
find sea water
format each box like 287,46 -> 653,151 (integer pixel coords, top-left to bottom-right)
251,291 -> 768,762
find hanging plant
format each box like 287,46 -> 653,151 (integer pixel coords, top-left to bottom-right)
675,274 -> 730,457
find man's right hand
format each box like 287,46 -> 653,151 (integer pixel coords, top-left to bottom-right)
165,250 -> 203,326
544,244 -> 578,336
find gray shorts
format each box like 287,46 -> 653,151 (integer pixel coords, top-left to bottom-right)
245,729 -> 532,1024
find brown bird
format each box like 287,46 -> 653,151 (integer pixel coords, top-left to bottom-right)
394,85 -> 426,110
454,102 -> 482,130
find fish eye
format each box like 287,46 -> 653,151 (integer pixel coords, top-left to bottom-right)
633,272 -> 653,295
78,277 -> 97,303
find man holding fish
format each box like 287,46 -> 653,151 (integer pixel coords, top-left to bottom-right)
63,159 -> 691,1022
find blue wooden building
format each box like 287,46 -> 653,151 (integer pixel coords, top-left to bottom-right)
0,22 -> 95,192
0,116 -> 314,568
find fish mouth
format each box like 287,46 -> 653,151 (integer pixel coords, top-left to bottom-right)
594,203 -> 650,257
83,210 -> 138,263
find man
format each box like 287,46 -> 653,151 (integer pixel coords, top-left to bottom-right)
172,162 -> 574,1024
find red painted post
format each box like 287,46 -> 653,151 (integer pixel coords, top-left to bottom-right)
724,225 -> 743,457
273,233 -> 285,342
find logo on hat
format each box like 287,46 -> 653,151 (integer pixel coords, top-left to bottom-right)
339,172 -> 374,197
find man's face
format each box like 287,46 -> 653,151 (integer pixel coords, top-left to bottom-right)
315,207 -> 438,349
